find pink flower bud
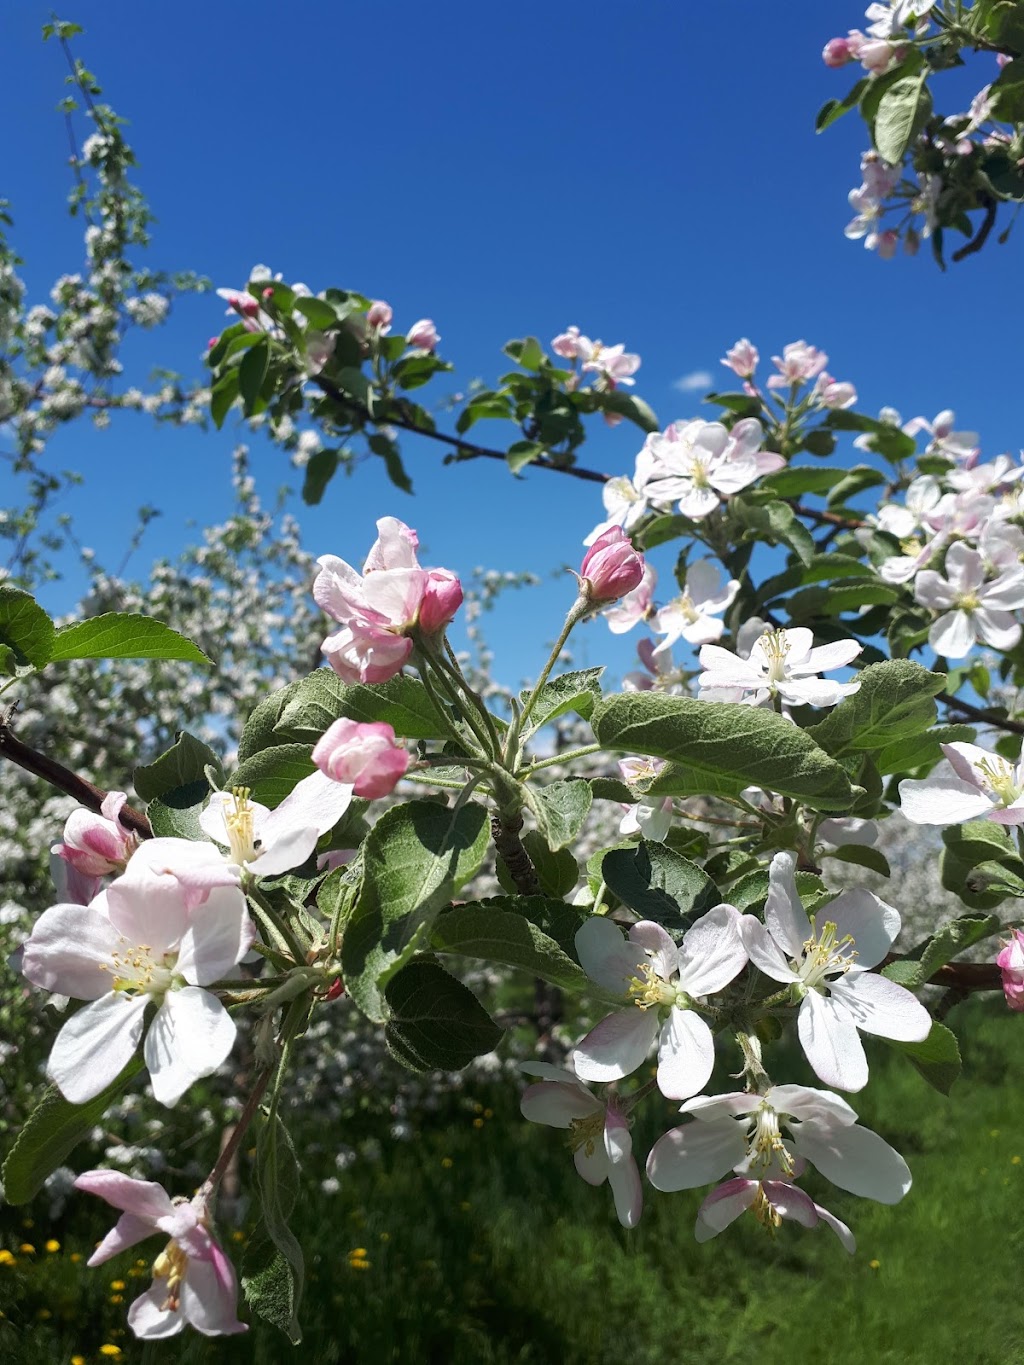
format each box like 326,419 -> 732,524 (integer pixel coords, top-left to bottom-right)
822,37 -> 853,66
262,287 -> 275,300
721,338 -> 759,379
208,336 -> 220,350
313,719 -> 411,799
53,792 -> 137,879
997,929 -> 1024,1011
551,325 -> 582,360
367,300 -> 393,332
406,318 -> 439,351
579,527 -> 645,603
875,229 -> 900,259
419,568 -> 464,635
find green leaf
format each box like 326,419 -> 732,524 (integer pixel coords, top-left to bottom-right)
785,581 -> 902,622
730,496 -> 815,566
134,731 -> 223,803
238,336 -> 270,414
275,669 -> 450,743
384,959 -> 503,1071
826,465 -> 887,508
49,613 -> 211,665
874,72 -> 931,164
242,1114 -> 303,1343
826,409 -> 917,463
301,448 -> 340,505
210,369 -> 239,428
600,389 -> 659,433
229,744 -> 315,808
602,840 -> 719,938
885,1021 -> 961,1096
526,779 -> 593,852
940,822 -> 1024,909
520,667 -> 604,730
808,661 -> 945,758
822,843 -> 891,877
341,800 -> 489,1022
0,587 -> 55,667
990,57 -> 1024,122
593,693 -> 855,812
146,796 -> 206,840
877,723 -> 975,776
883,911 -> 1003,990
516,831 -> 579,899
293,296 -> 339,329
237,681 -> 302,763
432,900 -> 590,992
507,440 -> 547,473
815,77 -> 869,131
2,1055 -> 144,1204
761,467 -> 847,499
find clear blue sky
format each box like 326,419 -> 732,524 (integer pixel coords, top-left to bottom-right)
1,1 -> 1015,686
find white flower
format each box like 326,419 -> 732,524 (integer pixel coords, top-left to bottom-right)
643,418 -> 783,520
694,1177 -> 855,1252
647,1082 -> 912,1206
572,909 -> 748,1100
915,542 -> 1024,658
651,560 -> 739,652
739,853 -> 931,1091
20,876 -> 255,1106
520,1063 -> 642,1227
697,627 -> 862,707
900,741 -> 1024,826
617,757 -> 674,842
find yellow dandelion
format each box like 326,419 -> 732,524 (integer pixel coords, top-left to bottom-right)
990,1129 -> 1000,1138
1011,1155 -> 1021,1165
70,1252 -> 83,1264
473,1102 -> 484,1114
71,1357 -> 86,1365
472,1117 -> 484,1130
230,1230 -> 245,1243
484,1108 -> 494,1119
0,1250 -> 16,1267
37,1308 -> 53,1321
109,1279 -> 125,1291
135,1258 -> 148,1268
19,1243 -> 35,1255
441,1157 -> 453,1169
379,1232 -> 390,1242
349,1259 -> 370,1271
100,1345 -> 122,1356
460,1201 -> 472,1212
110,1295 -> 124,1306
350,1247 -> 368,1258
869,1259 -> 880,1270
45,1239 -> 61,1254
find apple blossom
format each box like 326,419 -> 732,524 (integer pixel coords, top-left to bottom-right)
695,1177 -> 855,1252
651,560 -> 740,652
313,718 -> 411,798
766,341 -> 828,390
697,626 -> 862,707
579,527 -> 645,603
572,909 -> 748,1100
739,852 -> 931,1092
899,741 -> 1024,826
642,417 -> 783,520
914,542 -> 1024,658
21,876 -> 255,1106
520,1062 -> 642,1228
74,1171 -> 246,1338
617,756 -> 674,842
551,324 -> 582,360
996,929 -> 1024,1011
603,562 -> 656,634
813,372 -> 857,409
366,299 -> 392,333
576,336 -> 641,388
406,318 -> 439,350
822,37 -> 855,67
53,789 -> 138,879
721,337 -> 759,378
121,770 -> 353,908
647,1083 -> 912,1206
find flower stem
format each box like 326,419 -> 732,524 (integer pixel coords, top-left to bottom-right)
516,595 -> 589,738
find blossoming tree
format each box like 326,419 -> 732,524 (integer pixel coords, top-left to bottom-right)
2,12 -> 1023,1347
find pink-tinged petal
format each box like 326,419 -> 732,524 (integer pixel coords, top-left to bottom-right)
942,742 -> 996,783
979,572 -> 1024,611
360,566 -> 427,626
987,802 -> 1024,827
628,920 -> 678,979
913,570 -> 956,610
121,838 -> 240,909
739,915 -> 798,983
182,1253 -> 248,1336
677,486 -> 721,519
791,1121 -> 911,1204
677,904 -> 748,996
898,766 -> 992,825
798,990 -> 868,1092
105,875 -> 191,955
799,639 -> 863,674
944,542 -> 984,592
87,1212 -> 159,1266
49,851 -> 100,907
656,1008 -> 716,1100
519,1061 -> 580,1083
21,903 -> 121,999
145,989 -> 236,1107
764,852 -> 810,957
825,888 -> 899,968
607,1153 -> 644,1229
694,1178 -> 758,1240
176,886 -> 256,986
973,607 -> 1022,652
261,769 -> 353,842
312,554 -> 365,621
128,1284 -> 186,1338
646,1119 -> 747,1192
573,1142 -> 611,1187
766,1084 -> 858,1127
575,917 -> 647,993
572,1008 -> 660,1082
520,1079 -> 597,1128
49,994 -> 147,1102
928,610 -> 976,659
363,516 -> 420,573
830,973 -> 931,1042
603,1105 -> 633,1164
814,1202 -> 857,1253
761,1180 -> 818,1228
74,1170 -> 175,1220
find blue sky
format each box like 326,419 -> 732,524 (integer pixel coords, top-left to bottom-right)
0,1 -> 1013,687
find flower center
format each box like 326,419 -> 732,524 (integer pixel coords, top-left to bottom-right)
675,593 -> 699,624
761,629 -> 791,684
955,591 -> 981,612
794,916 -> 857,989
102,939 -> 177,999
746,1102 -> 795,1178
976,757 -> 1021,806
627,962 -> 677,1010
688,454 -> 711,489
751,1183 -> 783,1233
224,787 -> 260,865
152,1238 -> 189,1313
567,1110 -> 605,1158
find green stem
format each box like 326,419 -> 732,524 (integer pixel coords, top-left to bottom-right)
244,879 -> 308,965
415,650 -> 491,756
442,636 -> 504,756
524,743 -> 602,774
516,594 -> 589,737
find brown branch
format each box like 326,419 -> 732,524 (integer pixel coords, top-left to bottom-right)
0,714 -> 151,837
794,503 -> 866,530
942,696 -> 1024,737
490,812 -> 541,895
952,195 -> 998,263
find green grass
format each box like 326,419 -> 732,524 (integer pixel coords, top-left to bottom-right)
1,998 -> 1022,1365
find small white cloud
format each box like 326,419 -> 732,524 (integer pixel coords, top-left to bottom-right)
673,369 -> 713,393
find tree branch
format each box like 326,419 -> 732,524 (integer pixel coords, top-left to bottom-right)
942,695 -> 1024,737
0,712 -> 151,837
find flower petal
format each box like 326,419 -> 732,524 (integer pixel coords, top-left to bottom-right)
791,1122 -> 911,1204
21,903 -> 121,1000
182,1253 -> 248,1336
646,1118 -> 747,1191
176,887 -> 256,987
764,853 -> 810,956
656,1008 -> 716,1100
145,989 -> 236,1107
607,1154 -> 644,1229
739,915 -> 798,984
575,917 -> 646,994
572,1008 -> 660,1083
49,994 -> 148,1103
825,888 -> 899,969
677,904 -> 748,996
520,1080 -> 597,1128
830,973 -> 932,1043
797,990 -> 869,1092
694,1178 -> 758,1240
899,764 -> 993,825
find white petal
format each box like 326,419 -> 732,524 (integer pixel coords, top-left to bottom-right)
791,1121 -> 912,1204
973,608 -> 1022,652
928,610 -> 976,659
656,1009 -> 716,1100
21,903 -> 121,1000
49,994 -> 147,1103
181,1254 -> 247,1336
128,1285 -> 185,1339
646,1119 -> 747,1191
260,769 -> 353,842
764,853 -> 810,956
607,1155 -> 644,1229
575,917 -> 646,994
628,920 -> 678,980
898,766 -> 993,825
815,1202 -> 857,1253
250,825 -> 318,878
829,973 -> 932,1042
145,989 -> 236,1107
520,1080 -> 597,1128
797,991 -> 869,1092
572,1009 -> 660,1082
176,887 -> 256,986
824,888 -> 898,969
694,1178 -> 757,1239
677,904 -> 748,996
739,915 -> 798,984
799,639 -> 862,674
766,1084 -> 858,1127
